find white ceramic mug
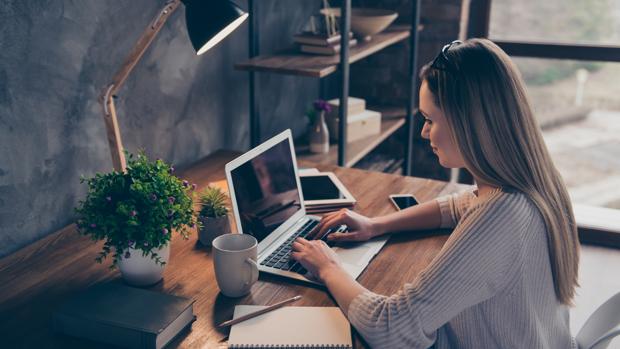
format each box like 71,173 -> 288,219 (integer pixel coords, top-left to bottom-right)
212,234 -> 259,297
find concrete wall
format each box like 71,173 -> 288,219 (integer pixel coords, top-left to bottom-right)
350,0 -> 465,179
0,0 -> 464,258
0,0 -> 319,258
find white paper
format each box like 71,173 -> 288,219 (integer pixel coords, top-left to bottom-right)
228,306 -> 352,348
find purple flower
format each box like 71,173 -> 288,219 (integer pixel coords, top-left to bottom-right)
190,223 -> 196,229
313,99 -> 332,113
161,228 -> 169,235
106,196 -> 112,202
130,210 -> 137,217
90,223 -> 97,228
150,193 -> 157,201
169,166 -> 175,173
182,180 -> 189,188
124,251 -> 131,259
167,196 -> 175,204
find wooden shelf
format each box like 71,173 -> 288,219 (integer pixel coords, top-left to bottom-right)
391,167 -> 403,175
297,114 -> 407,167
235,25 -> 411,78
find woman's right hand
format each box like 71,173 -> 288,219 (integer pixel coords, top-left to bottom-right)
310,209 -> 380,243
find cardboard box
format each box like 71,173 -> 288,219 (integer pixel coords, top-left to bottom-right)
327,109 -> 381,142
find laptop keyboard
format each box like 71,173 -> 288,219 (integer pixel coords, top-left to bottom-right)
259,219 -> 322,275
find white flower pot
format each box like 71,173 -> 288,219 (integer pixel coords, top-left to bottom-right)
118,243 -> 170,287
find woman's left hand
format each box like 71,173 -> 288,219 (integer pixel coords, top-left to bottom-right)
291,237 -> 343,282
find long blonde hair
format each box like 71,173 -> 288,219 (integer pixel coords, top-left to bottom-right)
420,38 -> 579,304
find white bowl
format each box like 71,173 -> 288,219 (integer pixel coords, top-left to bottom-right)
320,8 -> 398,41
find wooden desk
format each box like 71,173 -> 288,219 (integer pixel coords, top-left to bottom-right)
0,151 -> 466,348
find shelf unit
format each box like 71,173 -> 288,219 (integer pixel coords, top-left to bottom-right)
296,114 -> 406,167
235,25 -> 411,78
238,0 -> 421,175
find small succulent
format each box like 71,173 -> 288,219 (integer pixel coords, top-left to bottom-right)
198,186 -> 229,218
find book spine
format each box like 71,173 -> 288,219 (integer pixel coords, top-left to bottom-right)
143,331 -> 157,349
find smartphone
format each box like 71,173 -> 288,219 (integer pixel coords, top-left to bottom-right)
389,194 -> 419,211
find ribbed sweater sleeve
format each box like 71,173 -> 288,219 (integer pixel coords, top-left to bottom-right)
436,189 -> 477,228
347,191 -> 527,349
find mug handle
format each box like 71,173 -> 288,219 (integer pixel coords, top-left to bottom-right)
244,258 -> 259,286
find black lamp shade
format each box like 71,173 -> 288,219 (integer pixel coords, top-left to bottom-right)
183,0 -> 248,55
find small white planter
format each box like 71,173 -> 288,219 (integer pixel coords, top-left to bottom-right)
199,215 -> 231,246
118,243 -> 170,287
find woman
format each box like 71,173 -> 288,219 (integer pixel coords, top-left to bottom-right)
291,39 -> 580,348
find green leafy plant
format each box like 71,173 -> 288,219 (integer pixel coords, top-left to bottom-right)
75,151 -> 197,268
198,186 -> 229,218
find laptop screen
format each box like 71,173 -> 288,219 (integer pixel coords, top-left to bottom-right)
229,138 -> 302,243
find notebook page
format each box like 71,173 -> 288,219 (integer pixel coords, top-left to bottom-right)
228,306 -> 352,348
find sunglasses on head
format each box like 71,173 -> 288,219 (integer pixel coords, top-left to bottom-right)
430,40 -> 462,74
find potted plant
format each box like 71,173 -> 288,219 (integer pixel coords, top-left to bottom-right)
197,186 -> 231,246
75,151 -> 197,286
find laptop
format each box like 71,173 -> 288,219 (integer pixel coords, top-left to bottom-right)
225,129 -> 389,284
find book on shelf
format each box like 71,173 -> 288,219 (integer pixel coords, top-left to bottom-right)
293,31 -> 353,46
53,281 -> 195,349
300,38 -> 358,55
356,153 -> 404,174
228,305 -> 352,348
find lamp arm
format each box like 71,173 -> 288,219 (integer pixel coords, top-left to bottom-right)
99,0 -> 182,171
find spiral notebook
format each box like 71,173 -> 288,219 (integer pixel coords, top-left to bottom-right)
228,306 -> 352,348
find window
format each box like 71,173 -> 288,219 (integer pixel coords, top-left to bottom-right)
489,0 -> 620,46
469,0 -> 620,238
513,58 -> 620,209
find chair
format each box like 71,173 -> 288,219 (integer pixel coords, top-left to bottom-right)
576,292 -> 620,349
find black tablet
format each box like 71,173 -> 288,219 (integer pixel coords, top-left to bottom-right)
300,172 -> 356,206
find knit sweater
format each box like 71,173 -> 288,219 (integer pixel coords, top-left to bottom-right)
347,188 -> 576,348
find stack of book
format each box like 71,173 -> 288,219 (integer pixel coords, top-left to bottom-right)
293,32 -> 357,56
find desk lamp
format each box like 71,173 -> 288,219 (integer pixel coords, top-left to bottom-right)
100,0 -> 248,171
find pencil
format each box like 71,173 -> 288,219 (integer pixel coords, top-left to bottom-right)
217,295 -> 302,328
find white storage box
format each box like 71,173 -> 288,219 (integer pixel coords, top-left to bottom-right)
327,109 -> 381,142
327,97 -> 366,116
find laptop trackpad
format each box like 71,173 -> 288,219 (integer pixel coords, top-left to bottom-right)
334,244 -> 373,266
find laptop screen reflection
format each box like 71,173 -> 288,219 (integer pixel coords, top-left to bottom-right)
229,139 -> 302,242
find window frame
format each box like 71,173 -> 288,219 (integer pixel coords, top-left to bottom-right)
466,0 -> 620,246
